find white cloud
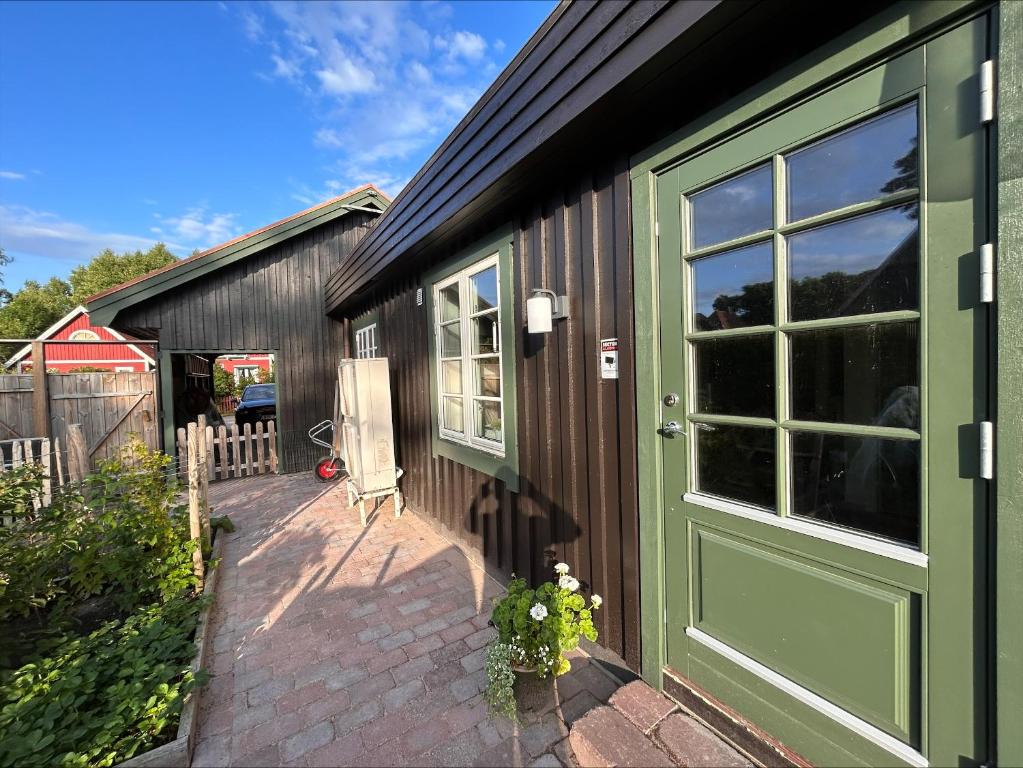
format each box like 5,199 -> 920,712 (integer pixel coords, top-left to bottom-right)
0,203 -> 179,262
0,170 -> 26,180
236,1 -> 505,202
156,207 -> 242,247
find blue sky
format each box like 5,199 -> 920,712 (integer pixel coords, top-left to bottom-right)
0,0 -> 554,291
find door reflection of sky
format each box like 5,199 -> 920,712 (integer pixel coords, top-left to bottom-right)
690,164 -> 773,249
692,241 -> 774,319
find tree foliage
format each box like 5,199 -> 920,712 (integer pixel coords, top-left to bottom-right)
68,244 -> 176,305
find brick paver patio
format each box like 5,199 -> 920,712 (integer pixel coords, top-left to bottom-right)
193,473 -> 753,767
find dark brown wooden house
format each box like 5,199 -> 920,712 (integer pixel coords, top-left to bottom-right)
87,184 -> 388,473
321,2 -> 1021,767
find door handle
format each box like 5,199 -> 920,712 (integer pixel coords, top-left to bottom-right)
661,420 -> 686,438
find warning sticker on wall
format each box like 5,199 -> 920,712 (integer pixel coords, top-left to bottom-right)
600,338 -> 619,380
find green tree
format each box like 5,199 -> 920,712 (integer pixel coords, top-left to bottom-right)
213,364 -> 234,400
257,361 -> 276,384
235,370 -> 257,398
0,278 -> 74,361
68,243 -> 177,303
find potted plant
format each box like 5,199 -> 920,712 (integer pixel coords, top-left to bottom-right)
484,563 -> 601,720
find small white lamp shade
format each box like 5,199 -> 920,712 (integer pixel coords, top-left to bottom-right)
526,294 -> 553,333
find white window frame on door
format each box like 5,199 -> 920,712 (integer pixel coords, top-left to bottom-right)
432,253 -> 505,456
355,324 -> 379,359
234,365 -> 260,383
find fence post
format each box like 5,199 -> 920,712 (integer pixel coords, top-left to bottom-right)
31,342 -> 50,440
187,422 -> 205,587
196,415 -> 211,554
66,424 -> 89,482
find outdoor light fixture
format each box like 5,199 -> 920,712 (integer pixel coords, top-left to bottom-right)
526,288 -> 568,334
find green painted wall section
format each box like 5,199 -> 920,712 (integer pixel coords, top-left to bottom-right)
995,1 -> 1023,764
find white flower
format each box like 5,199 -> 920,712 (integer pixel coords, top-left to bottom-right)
591,594 -> 603,609
554,562 -> 570,575
529,603 -> 548,621
559,575 -> 580,592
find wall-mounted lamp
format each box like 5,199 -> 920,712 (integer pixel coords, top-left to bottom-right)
526,288 -> 569,334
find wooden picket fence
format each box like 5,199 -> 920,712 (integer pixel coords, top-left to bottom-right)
177,419 -> 277,482
0,426 -> 92,521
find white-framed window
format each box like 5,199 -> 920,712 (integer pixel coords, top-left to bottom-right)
433,253 -> 504,455
68,329 -> 100,341
234,365 -> 260,383
355,324 -> 378,359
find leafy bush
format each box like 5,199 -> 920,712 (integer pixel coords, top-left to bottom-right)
0,594 -> 207,767
485,563 -> 601,719
0,438 -> 196,626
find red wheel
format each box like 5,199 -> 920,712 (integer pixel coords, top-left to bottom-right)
314,458 -> 343,482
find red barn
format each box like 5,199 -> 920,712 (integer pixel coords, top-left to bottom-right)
4,306 -> 156,373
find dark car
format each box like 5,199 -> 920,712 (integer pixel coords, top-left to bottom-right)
235,384 -> 276,427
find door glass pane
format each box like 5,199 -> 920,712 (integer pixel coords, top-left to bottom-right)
694,335 -> 774,417
440,321 -> 462,357
439,283 -> 461,322
689,164 -> 773,249
470,266 -> 499,313
476,359 -> 501,397
695,423 -> 776,509
786,103 -> 918,221
472,314 -> 499,354
442,396 -> 464,433
692,241 -> 774,331
790,322 -> 919,428
791,431 -> 919,544
441,360 -> 462,395
475,400 -> 502,443
788,206 -> 919,321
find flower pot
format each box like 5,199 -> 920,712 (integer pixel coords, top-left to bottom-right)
511,664 -> 557,717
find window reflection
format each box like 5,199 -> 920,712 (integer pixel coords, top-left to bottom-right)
694,336 -> 774,417
696,423 -> 776,509
790,322 -> 919,428
788,207 -> 918,321
470,266 -> 498,312
786,104 -> 918,221
791,431 -> 919,544
689,164 -> 773,249
692,241 -> 774,330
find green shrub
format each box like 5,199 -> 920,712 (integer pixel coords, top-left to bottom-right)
0,595 -> 207,767
0,438 -> 197,626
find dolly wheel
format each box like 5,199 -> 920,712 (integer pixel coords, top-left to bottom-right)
314,458 -> 344,482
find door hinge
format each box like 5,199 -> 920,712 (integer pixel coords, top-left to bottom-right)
980,243 -> 995,303
980,421 -> 994,480
980,59 -> 996,124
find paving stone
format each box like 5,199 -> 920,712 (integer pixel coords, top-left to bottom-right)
332,699 -> 383,738
450,674 -> 481,703
655,713 -> 753,768
403,717 -> 451,755
431,639 -> 471,665
405,633 -> 445,659
465,626 -> 497,650
609,680 -> 678,733
461,646 -> 488,673
473,737 -> 531,767
357,623 -> 393,643
414,616 -> 450,638
298,688 -> 352,724
359,709 -> 415,749
425,661 -> 468,691
280,720 -> 334,763
293,659 -> 340,688
560,690 -> 602,725
445,696 -> 488,736
368,646 -> 409,674
384,678 -> 426,712
324,665 -> 370,692
418,724 -> 485,767
477,720 -> 504,748
305,732 -> 366,768
399,597 -> 433,615
570,706 -> 675,768
276,681 -> 328,715
192,736 -> 232,767
348,670 -> 397,704
442,620 -> 477,643
232,701 -> 275,732
531,754 -> 563,768
379,628 -> 417,652
520,712 -> 569,757
246,676 -> 295,707
349,601 -> 378,619
553,737 -> 577,767
392,654 -> 437,684
234,666 -> 272,693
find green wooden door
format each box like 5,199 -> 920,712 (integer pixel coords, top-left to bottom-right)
656,17 -> 989,768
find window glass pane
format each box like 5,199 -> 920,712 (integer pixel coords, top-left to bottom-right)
440,321 -> 461,357
476,359 -> 501,397
439,283 -> 460,322
786,104 -> 918,221
788,206 -> 918,321
441,360 -> 462,395
470,266 -> 499,313
472,314 -> 499,354
695,423 -> 776,509
790,322 -> 919,428
693,335 -> 774,417
443,396 -> 464,433
791,431 -> 919,544
474,400 -> 502,443
692,241 -> 774,331
689,164 -> 773,250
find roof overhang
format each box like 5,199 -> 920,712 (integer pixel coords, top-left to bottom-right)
88,184 -> 389,327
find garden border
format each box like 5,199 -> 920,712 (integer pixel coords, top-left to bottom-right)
118,533 -> 225,768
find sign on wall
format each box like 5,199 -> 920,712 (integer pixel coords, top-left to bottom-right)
600,338 -> 619,380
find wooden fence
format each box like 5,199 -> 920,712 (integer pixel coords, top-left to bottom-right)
0,372 -> 158,469
0,426 -> 89,522
177,419 -> 277,482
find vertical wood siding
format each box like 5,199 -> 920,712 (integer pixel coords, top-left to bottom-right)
115,213 -> 375,473
355,158 -> 640,668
